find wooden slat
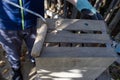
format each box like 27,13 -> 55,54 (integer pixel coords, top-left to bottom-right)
45,32 -> 111,43
41,47 -> 115,57
46,19 -> 107,33
31,23 -> 48,58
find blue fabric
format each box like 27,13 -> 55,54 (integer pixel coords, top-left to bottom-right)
0,0 -> 44,30
0,27 -> 36,69
115,43 -> 120,53
76,0 -> 97,14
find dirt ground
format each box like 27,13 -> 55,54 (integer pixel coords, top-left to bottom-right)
0,46 -> 36,80
109,62 -> 120,80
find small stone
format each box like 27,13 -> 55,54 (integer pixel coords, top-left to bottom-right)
0,61 -> 5,67
2,68 -> 9,75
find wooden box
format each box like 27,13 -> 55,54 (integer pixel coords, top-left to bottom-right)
35,19 -> 116,80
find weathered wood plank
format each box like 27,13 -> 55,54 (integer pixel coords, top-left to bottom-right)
35,58 -> 115,80
35,68 -> 107,80
31,23 -> 48,58
46,19 -> 106,33
36,58 -> 115,68
40,47 -> 115,57
45,32 -> 111,44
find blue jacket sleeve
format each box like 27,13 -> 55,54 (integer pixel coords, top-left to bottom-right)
76,0 -> 97,14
